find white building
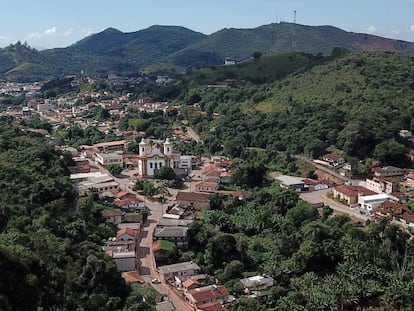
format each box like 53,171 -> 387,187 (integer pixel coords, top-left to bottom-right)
137,138 -> 174,177
95,152 -> 123,166
358,193 -> 390,215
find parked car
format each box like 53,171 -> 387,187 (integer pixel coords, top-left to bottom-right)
151,278 -> 161,284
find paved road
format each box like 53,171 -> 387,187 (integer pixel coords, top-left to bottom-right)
97,164 -> 193,310
186,126 -> 201,143
300,188 -> 370,221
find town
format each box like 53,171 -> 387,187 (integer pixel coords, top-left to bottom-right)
1,73 -> 414,311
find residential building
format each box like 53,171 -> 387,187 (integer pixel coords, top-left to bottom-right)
372,166 -> 406,178
240,275 -> 274,294
116,227 -> 137,241
153,226 -> 189,249
182,278 -> 201,291
115,197 -> 145,211
158,261 -> 201,282
185,285 -> 229,309
101,210 -> 125,224
70,172 -> 119,196
81,140 -> 128,153
176,192 -> 210,210
109,251 -> 136,272
322,153 -> 345,167
95,152 -> 123,166
332,185 -> 376,206
365,177 -> 398,194
195,181 -> 219,193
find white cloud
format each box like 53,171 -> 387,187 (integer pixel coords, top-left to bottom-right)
409,25 -> 414,33
390,29 -> 401,35
365,25 -> 377,34
44,27 -> 57,35
81,28 -> 93,36
63,28 -> 75,36
27,27 -> 58,39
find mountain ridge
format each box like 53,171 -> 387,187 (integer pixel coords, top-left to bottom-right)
1,22 -> 413,81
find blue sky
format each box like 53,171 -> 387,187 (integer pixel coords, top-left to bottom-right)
1,0 -> 413,49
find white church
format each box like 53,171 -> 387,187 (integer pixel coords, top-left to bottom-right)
137,138 -> 192,178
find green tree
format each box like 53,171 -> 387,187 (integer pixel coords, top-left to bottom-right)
107,164 -> 123,177
154,166 -> 176,180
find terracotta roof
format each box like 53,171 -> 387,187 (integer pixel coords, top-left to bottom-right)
198,302 -> 229,311
303,178 -> 319,185
323,153 -> 342,161
182,278 -> 201,288
188,285 -> 229,304
116,227 -> 137,239
115,190 -> 132,199
334,185 -> 376,197
115,197 -> 143,207
402,213 -> 414,223
176,191 -> 210,203
105,250 -> 113,257
101,209 -> 125,217
220,171 -> 232,177
378,200 -> 405,215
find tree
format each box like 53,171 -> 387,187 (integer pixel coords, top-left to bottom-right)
154,166 -> 176,180
107,164 -> 123,177
252,51 -> 262,60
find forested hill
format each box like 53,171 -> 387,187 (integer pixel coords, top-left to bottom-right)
0,118 -> 153,310
181,51 -> 414,168
1,22 -> 414,81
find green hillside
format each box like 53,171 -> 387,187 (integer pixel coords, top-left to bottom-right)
170,23 -> 414,68
183,51 -> 414,166
1,23 -> 414,81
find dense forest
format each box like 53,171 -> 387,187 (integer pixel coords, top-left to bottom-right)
0,117 -> 154,311
186,187 -> 414,310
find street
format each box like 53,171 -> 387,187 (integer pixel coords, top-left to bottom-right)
300,188 -> 370,221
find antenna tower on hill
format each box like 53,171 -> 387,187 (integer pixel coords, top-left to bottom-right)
292,10 -> 297,52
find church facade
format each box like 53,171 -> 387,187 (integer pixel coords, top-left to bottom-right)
137,138 -> 174,177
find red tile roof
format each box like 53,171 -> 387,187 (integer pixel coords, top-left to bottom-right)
176,191 -> 210,203
101,210 -> 125,217
182,278 -> 201,288
115,190 -> 135,199
334,185 -> 376,197
115,197 -> 143,207
116,227 -> 136,239
189,285 -> 229,304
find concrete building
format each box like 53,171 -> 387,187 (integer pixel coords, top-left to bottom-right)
158,261 -> 200,282
95,152 -> 123,166
358,193 -> 390,215
275,175 -> 305,192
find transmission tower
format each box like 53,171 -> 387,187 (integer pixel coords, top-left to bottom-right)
291,10 -> 297,52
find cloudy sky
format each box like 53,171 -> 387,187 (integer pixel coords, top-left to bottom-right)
1,0 -> 413,49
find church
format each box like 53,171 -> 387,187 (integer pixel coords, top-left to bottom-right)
137,138 -> 174,177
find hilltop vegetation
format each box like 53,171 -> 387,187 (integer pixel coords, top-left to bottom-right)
179,51 -> 414,169
0,117 -> 154,311
1,22 -> 414,81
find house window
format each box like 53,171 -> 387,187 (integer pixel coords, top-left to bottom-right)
150,163 -> 153,169
155,163 -> 158,169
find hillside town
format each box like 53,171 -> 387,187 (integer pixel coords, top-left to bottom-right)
2,75 -> 414,310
